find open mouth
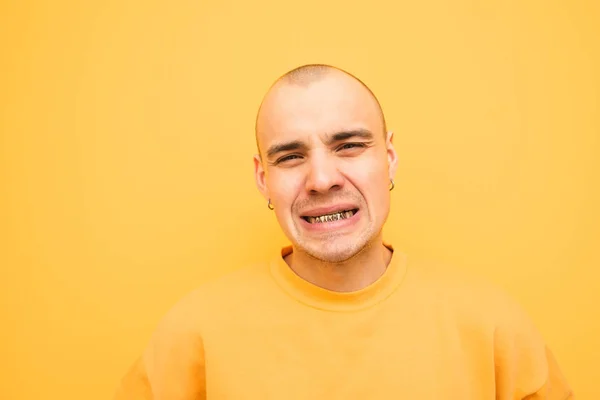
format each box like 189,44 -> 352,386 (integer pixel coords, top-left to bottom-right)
301,209 -> 359,224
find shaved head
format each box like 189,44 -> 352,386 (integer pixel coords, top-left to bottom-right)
255,64 -> 387,155
280,64 -> 336,86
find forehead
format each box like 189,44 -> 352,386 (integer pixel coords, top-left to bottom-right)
256,74 -> 384,150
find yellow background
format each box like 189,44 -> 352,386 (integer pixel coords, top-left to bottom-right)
1,0 -> 598,398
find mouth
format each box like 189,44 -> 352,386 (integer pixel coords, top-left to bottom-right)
301,208 -> 359,224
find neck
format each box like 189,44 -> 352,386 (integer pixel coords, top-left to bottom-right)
284,239 -> 393,292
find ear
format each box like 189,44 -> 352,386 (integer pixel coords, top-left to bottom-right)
254,154 -> 269,201
386,131 -> 398,180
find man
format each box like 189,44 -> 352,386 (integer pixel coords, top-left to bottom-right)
114,64 -> 573,399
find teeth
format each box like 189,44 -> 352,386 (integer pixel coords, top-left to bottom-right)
306,210 -> 355,224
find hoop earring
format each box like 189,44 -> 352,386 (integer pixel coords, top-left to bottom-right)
389,179 -> 395,191
267,199 -> 274,210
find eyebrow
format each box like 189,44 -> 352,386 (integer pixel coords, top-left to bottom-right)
325,129 -> 374,145
265,129 -> 375,159
266,140 -> 308,159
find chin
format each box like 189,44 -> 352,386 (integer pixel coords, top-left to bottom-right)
301,236 -> 370,263
284,215 -> 380,263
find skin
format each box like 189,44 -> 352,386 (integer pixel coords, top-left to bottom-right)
254,67 -> 398,292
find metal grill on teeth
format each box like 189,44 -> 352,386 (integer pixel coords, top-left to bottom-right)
307,210 -> 354,223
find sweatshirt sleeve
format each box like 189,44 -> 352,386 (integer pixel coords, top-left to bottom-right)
492,294 -> 573,399
535,347 -> 575,400
113,303 -> 207,400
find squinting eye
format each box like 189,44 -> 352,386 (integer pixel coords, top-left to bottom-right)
277,154 -> 302,163
339,143 -> 365,151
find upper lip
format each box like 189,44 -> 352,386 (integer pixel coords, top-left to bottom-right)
300,204 -> 359,217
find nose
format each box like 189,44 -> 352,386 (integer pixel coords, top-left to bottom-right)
304,151 -> 344,194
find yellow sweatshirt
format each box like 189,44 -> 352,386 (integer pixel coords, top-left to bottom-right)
114,245 -> 573,399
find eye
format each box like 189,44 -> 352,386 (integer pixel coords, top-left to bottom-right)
338,142 -> 366,151
276,154 -> 303,164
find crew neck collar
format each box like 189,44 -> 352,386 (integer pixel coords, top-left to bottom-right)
269,243 -> 407,312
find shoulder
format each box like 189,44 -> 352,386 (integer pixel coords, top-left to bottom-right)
405,255 -> 554,391
152,261 -> 274,334
405,256 -> 572,397
404,254 -> 542,336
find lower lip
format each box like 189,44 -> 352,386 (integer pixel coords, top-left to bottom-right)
299,210 -> 360,232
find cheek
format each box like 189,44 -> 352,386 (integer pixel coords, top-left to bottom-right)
267,171 -> 304,209
343,158 -> 390,213
344,157 -> 389,191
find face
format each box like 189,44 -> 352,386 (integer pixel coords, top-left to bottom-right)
254,72 -> 398,263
